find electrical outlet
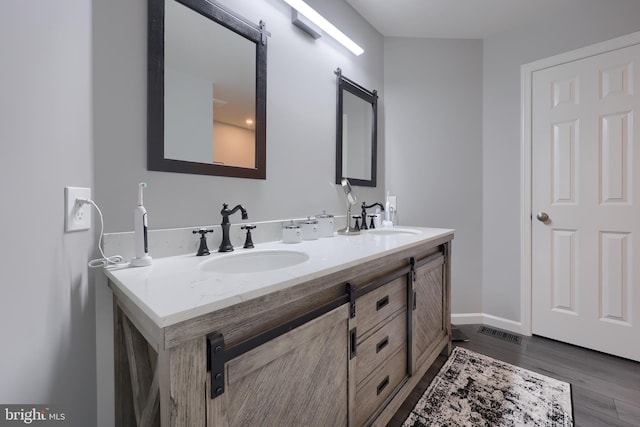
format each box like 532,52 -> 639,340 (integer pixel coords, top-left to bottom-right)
388,195 -> 397,212
65,186 -> 92,232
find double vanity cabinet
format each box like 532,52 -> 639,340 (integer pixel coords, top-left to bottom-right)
106,227 -> 453,427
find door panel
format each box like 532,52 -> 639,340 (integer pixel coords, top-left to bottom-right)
532,43 -> 640,362
413,256 -> 445,369
206,305 -> 350,426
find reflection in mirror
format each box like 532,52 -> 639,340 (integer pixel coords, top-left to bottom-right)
148,0 -> 268,179
342,91 -> 372,180
165,0 -> 255,167
335,68 -> 378,187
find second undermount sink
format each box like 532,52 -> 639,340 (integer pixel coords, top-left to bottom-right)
199,250 -> 310,274
367,228 -> 422,236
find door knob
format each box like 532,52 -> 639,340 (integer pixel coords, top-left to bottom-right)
536,212 -> 549,222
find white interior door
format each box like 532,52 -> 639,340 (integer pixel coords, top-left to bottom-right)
532,43 -> 640,361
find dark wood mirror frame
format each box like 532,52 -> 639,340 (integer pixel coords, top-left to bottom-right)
335,68 -> 378,187
148,0 -> 267,179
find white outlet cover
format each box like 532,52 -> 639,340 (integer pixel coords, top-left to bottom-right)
388,196 -> 397,211
65,186 -> 92,232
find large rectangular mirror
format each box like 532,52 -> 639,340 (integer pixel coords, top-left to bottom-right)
148,0 -> 268,179
335,68 -> 378,187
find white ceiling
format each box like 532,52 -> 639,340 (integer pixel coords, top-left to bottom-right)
345,0 -> 588,39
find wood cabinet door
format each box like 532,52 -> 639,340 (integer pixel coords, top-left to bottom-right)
412,255 -> 446,370
207,304 -> 350,427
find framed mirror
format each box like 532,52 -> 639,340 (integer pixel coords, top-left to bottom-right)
148,0 -> 268,179
335,68 -> 378,187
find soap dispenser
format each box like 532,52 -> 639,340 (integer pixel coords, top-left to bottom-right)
382,192 -> 393,228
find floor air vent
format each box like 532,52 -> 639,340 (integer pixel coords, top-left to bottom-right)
477,326 -> 522,344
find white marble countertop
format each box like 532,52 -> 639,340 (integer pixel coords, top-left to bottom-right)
105,227 -> 454,328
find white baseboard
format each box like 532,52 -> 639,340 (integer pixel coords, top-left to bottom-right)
451,313 -> 525,335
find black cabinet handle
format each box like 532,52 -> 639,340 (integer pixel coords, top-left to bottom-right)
376,375 -> 390,395
376,295 -> 389,311
376,336 -> 389,353
413,290 -> 417,310
350,328 -> 357,359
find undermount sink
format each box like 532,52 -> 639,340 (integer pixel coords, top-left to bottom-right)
367,228 -> 422,236
199,250 -> 310,274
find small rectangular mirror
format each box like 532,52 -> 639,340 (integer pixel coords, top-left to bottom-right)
335,68 -> 378,187
148,0 -> 268,179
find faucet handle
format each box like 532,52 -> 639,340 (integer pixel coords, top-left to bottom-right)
241,225 -> 256,249
193,228 -> 214,256
193,228 -> 214,236
352,215 -> 362,231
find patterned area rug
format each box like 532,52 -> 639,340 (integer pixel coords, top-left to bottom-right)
403,347 -> 573,426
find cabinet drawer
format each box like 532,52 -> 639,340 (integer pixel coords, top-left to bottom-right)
356,310 -> 406,386
357,277 -> 407,338
355,346 -> 407,426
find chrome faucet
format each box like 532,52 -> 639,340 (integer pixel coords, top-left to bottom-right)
361,202 -> 384,230
218,203 -> 248,252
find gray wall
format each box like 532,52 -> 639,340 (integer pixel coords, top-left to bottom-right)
482,0 -> 640,322
0,0 -> 96,425
384,38 -> 484,315
94,0 -> 385,233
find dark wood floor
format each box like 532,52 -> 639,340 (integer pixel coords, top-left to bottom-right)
387,324 -> 640,427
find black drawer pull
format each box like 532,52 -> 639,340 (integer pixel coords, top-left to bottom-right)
376,336 -> 389,353
376,376 -> 390,395
376,295 -> 389,311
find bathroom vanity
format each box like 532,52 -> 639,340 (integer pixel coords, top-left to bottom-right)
106,227 -> 453,427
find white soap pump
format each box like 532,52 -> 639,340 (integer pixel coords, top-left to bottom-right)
382,191 -> 393,228
130,182 -> 152,267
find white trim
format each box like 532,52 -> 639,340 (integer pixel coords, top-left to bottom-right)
452,313 -> 523,335
520,31 -> 640,338
520,62 -> 533,336
451,313 -> 484,325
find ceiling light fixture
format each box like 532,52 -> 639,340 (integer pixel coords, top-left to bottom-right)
283,0 -> 364,56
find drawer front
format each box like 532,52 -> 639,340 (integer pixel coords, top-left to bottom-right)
357,276 -> 407,338
355,346 -> 407,427
355,310 -> 406,386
